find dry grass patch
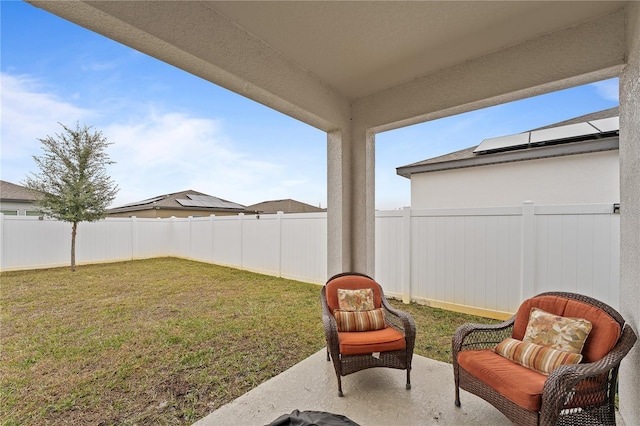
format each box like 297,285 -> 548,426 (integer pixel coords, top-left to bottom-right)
1,258 -> 495,425
1,258 -> 323,425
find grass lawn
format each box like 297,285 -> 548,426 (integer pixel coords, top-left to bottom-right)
1,258 -> 495,425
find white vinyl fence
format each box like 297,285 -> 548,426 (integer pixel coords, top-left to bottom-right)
376,202 -> 619,317
1,203 -> 619,317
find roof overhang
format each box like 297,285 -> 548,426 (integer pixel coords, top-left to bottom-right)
27,1 -> 629,132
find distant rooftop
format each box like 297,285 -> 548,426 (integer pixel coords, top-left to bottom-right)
108,190 -> 247,214
0,180 -> 42,202
397,107 -> 619,178
246,199 -> 325,214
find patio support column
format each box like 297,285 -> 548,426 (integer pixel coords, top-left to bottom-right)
327,123 -> 375,278
619,2 -> 640,425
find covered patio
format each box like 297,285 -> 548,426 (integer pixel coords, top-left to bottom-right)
27,1 -> 640,424
195,349 -> 626,426
196,350 -> 512,426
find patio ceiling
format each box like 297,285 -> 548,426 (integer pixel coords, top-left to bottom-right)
209,1 -> 624,100
28,1 -> 627,132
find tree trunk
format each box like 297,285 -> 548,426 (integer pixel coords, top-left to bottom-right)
71,222 -> 77,272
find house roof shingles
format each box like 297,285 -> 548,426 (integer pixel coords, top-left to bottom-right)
246,199 -> 325,214
0,180 -> 42,202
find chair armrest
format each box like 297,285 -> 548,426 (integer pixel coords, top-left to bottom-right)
320,287 -> 340,354
539,324 -> 638,425
381,298 -> 416,337
452,318 -> 515,354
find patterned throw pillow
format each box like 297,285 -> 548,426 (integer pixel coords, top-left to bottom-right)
523,307 -> 592,354
495,337 -> 583,375
337,288 -> 375,311
334,308 -> 386,332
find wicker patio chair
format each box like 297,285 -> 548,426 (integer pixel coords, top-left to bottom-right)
453,292 -> 637,426
321,272 -> 416,396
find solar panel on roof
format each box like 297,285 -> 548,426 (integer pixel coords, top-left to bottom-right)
119,196 -> 165,208
588,116 -> 619,133
177,195 -> 245,209
473,132 -> 530,153
529,122 -> 599,144
473,116 -> 619,155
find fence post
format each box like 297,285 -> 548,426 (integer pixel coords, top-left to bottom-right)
170,216 -> 176,257
131,216 -> 137,260
239,213 -> 244,270
188,216 -> 193,260
0,213 -> 4,271
277,211 -> 283,278
209,214 -> 216,264
521,201 -> 535,301
402,206 -> 411,304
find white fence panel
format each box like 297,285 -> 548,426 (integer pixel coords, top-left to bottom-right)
375,210 -> 404,296
169,218 -> 191,258
241,214 -> 281,276
280,212 -> 327,284
1,216 -> 70,270
76,219 -> 132,264
188,217 -> 214,263
400,208 -> 522,316
212,215 -> 242,268
134,218 -> 171,259
533,204 -> 619,309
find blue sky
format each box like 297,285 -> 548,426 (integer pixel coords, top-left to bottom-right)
1,2 -> 619,210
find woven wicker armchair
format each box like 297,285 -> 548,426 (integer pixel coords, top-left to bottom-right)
453,292 -> 637,426
321,272 -> 416,397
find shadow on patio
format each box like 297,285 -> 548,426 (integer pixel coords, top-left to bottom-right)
195,350 -> 513,426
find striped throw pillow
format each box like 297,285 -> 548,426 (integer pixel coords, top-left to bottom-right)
334,308 -> 386,332
495,338 -> 583,375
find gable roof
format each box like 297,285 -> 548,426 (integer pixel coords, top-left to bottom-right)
0,180 -> 42,202
246,199 -> 325,214
107,190 -> 247,214
397,107 -> 619,178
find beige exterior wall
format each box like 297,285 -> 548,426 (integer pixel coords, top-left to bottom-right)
410,150 -> 619,209
0,201 -> 41,216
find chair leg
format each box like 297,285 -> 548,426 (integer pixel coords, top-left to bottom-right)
337,375 -> 344,397
454,362 -> 461,406
326,349 -> 330,361
406,367 -> 411,390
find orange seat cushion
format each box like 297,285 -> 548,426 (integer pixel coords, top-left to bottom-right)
338,326 -> 406,355
458,349 -> 547,411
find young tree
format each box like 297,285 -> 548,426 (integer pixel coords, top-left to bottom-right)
24,122 -> 119,272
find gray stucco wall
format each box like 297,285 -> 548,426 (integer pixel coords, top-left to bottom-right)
618,3 -> 640,425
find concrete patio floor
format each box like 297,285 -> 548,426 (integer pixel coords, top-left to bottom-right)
194,350 -> 514,426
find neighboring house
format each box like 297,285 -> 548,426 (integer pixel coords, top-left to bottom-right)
107,189 -> 250,218
396,108 -> 620,209
246,199 -> 326,214
0,180 -> 42,216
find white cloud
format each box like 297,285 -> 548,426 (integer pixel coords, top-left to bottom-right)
0,73 -> 94,182
592,79 -> 619,102
105,110 -> 284,206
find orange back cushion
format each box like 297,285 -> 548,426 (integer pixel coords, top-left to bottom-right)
512,295 -> 621,363
326,275 -> 382,313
